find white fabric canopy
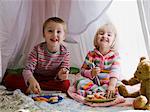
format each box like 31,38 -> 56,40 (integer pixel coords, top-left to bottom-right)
137,0 -> 150,58
0,0 -> 111,82
0,0 -> 149,82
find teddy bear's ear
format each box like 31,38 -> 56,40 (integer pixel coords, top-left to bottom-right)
147,63 -> 150,72
143,62 -> 150,72
140,57 -> 146,62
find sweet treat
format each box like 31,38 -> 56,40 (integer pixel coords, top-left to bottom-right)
94,93 -> 106,99
49,96 -> 58,103
87,95 -> 95,99
33,97 -> 49,102
86,93 -> 106,100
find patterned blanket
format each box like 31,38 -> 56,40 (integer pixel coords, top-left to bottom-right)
0,85 -> 137,112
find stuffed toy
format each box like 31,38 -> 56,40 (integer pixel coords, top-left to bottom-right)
118,57 -> 150,110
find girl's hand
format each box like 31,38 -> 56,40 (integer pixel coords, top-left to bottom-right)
58,68 -> 69,80
91,67 -> 101,77
106,77 -> 117,99
106,85 -> 115,99
26,76 -> 41,94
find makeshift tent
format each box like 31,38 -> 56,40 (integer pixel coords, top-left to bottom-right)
0,0 -> 150,83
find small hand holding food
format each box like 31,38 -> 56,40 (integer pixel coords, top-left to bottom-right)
26,76 -> 41,94
91,67 -> 101,77
58,68 -> 69,80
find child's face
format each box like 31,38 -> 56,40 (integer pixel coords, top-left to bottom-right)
96,25 -> 115,49
43,21 -> 65,49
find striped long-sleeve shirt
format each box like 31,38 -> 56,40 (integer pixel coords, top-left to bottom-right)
23,42 -> 70,84
81,48 -> 121,80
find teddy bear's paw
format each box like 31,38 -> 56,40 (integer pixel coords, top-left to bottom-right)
133,95 -> 148,110
121,80 -> 129,85
144,104 -> 150,110
118,85 -> 130,97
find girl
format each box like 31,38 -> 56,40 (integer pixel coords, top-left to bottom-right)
77,23 -> 121,99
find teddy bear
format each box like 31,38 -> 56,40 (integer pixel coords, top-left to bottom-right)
118,57 -> 150,110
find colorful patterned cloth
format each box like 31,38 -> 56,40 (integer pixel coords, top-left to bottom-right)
76,77 -> 106,97
22,42 -> 70,85
81,49 -> 121,80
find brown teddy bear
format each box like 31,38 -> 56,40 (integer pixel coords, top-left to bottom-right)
118,57 -> 150,110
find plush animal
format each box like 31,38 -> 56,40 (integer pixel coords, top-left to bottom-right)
133,95 -> 150,110
118,57 -> 150,110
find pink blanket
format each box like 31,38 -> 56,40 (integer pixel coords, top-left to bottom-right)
67,86 -> 131,107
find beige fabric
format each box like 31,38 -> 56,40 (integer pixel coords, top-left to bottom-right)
0,86 -> 34,112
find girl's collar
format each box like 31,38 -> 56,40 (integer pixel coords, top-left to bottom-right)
94,48 -> 114,57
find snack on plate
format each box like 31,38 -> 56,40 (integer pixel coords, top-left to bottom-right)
86,95 -> 95,99
85,93 -> 115,103
49,96 -> 59,103
94,93 -> 106,99
32,95 -> 63,104
33,97 -> 49,102
86,93 -> 106,100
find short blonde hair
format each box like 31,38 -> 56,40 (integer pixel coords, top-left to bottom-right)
93,23 -> 117,50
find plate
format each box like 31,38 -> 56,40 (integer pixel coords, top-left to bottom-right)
85,97 -> 116,103
32,95 -> 63,104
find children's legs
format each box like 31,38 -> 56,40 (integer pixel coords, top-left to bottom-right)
39,80 -> 70,93
33,73 -> 70,92
2,73 -> 70,93
1,74 -> 28,93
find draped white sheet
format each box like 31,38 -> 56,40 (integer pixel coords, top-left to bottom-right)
0,0 -> 149,82
0,0 -> 111,82
137,0 -> 150,58
105,0 -> 149,79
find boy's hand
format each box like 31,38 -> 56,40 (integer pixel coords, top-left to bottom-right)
91,67 -> 101,77
58,68 -> 69,80
26,76 -> 41,94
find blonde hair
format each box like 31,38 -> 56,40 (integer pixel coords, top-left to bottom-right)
93,23 -> 118,51
43,17 -> 67,37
